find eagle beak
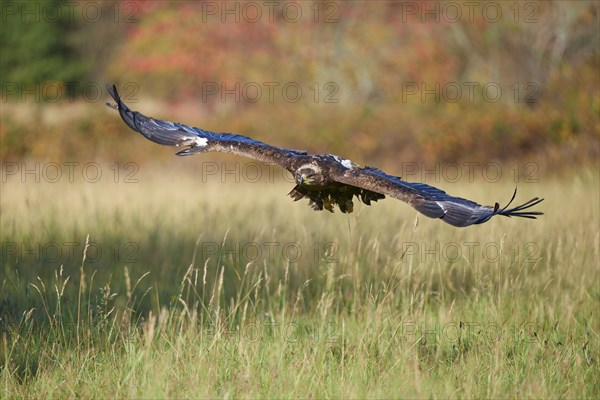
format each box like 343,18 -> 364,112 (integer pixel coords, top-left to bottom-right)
299,174 -> 315,185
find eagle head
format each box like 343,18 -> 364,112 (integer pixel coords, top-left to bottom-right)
295,164 -> 324,186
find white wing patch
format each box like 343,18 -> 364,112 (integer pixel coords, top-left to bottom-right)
332,155 -> 358,170
192,137 -> 208,147
436,201 -> 448,215
178,137 -> 208,148
341,159 -> 354,169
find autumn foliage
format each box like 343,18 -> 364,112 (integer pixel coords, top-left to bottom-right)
1,1 -> 598,171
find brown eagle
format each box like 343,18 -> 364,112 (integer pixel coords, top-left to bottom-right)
106,84 -> 543,227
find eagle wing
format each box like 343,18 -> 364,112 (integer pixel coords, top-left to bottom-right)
330,166 -> 544,227
106,84 -> 306,172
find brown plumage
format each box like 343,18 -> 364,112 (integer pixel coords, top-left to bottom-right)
106,84 -> 544,227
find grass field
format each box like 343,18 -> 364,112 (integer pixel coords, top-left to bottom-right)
1,163 -> 599,398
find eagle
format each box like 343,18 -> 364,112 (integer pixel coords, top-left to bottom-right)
106,84 -> 543,227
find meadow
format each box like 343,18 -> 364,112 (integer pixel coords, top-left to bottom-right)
1,164 -> 599,398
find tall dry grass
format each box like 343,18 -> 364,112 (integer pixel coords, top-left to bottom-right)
1,166 -> 598,397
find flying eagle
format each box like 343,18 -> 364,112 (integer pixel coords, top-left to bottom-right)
106,84 -> 543,227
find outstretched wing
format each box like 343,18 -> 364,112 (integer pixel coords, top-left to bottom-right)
331,166 -> 544,227
106,84 -> 306,172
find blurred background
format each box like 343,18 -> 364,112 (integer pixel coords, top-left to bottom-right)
1,4 -> 599,393
1,0 -> 598,172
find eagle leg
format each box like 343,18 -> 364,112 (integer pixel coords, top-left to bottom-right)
309,199 -> 324,211
323,198 -> 335,213
337,198 -> 354,213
